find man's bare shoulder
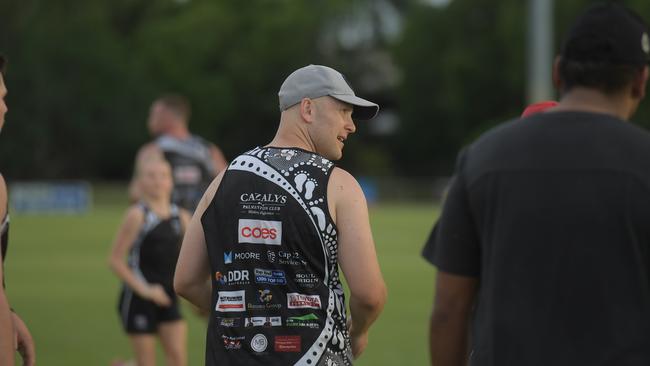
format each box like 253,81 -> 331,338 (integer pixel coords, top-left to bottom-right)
329,167 -> 363,196
327,167 -> 366,221
138,141 -> 160,154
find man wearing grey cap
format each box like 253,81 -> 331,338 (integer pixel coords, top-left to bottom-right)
175,65 -> 387,366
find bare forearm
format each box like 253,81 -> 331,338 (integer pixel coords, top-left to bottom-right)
109,260 -> 150,296
429,311 -> 470,366
349,295 -> 384,336
0,289 -> 15,365
175,278 -> 211,312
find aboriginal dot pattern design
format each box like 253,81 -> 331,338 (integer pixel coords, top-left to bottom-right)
229,147 -> 352,366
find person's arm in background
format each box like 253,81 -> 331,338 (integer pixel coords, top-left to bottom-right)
428,148 -> 480,366
108,206 -> 171,307
11,311 -> 35,366
430,272 -> 477,366
128,143 -> 164,202
0,175 -> 14,365
178,209 -> 192,233
209,144 -> 228,175
174,172 -> 224,312
329,167 -> 387,359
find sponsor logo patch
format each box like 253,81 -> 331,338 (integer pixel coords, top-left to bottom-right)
216,290 -> 246,312
175,166 -> 201,184
248,289 -> 282,311
287,293 -> 321,309
238,219 -> 282,245
254,268 -> 287,285
251,334 -> 269,353
240,193 -> 287,204
216,317 -> 242,328
274,335 -> 301,352
215,270 -> 250,285
267,250 -> 308,266
286,313 -> 320,329
245,316 -> 282,327
224,250 -> 262,264
240,193 -> 288,216
294,272 -> 320,289
222,335 -> 245,350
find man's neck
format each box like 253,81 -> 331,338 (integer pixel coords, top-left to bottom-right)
554,88 -> 632,121
266,120 -> 315,152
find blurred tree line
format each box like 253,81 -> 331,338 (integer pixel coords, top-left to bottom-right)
1,0 -> 650,180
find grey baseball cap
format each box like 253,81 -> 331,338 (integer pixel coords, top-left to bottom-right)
278,65 -> 379,120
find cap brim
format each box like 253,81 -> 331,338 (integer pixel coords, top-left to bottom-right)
330,94 -> 379,120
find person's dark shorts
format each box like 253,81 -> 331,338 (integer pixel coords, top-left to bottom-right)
117,285 -> 182,334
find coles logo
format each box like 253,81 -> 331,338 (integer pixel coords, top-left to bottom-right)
216,290 -> 245,313
238,219 -> 282,245
287,293 -> 321,309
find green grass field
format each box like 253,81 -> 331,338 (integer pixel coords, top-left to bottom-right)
5,186 -> 439,365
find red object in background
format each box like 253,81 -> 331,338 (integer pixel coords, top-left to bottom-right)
521,100 -> 559,117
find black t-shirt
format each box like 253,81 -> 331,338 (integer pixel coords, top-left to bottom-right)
202,147 -> 352,366
430,111 -> 650,365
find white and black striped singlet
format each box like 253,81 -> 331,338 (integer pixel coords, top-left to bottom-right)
157,135 -> 216,212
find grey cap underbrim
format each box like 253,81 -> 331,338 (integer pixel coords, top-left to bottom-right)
330,94 -> 379,120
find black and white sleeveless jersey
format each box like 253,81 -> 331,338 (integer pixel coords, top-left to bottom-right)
201,147 -> 352,366
1,212 -> 8,264
1,211 -> 8,288
126,203 -> 183,290
156,134 -> 216,212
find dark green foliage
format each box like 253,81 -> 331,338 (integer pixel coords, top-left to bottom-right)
2,0 -> 650,178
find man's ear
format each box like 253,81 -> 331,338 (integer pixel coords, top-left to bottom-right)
552,55 -> 563,91
631,65 -> 649,99
300,98 -> 314,123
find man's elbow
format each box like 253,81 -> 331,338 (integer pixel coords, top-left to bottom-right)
173,274 -> 191,299
107,256 -> 120,273
355,283 -> 388,314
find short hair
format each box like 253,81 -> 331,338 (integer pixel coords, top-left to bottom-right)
156,94 -> 191,122
558,58 -> 644,94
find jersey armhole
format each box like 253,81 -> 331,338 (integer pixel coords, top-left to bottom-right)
323,164 -> 340,237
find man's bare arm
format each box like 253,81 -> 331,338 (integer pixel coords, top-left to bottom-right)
430,271 -> 478,366
174,172 -> 224,311
0,175 -> 15,365
329,167 -> 387,359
